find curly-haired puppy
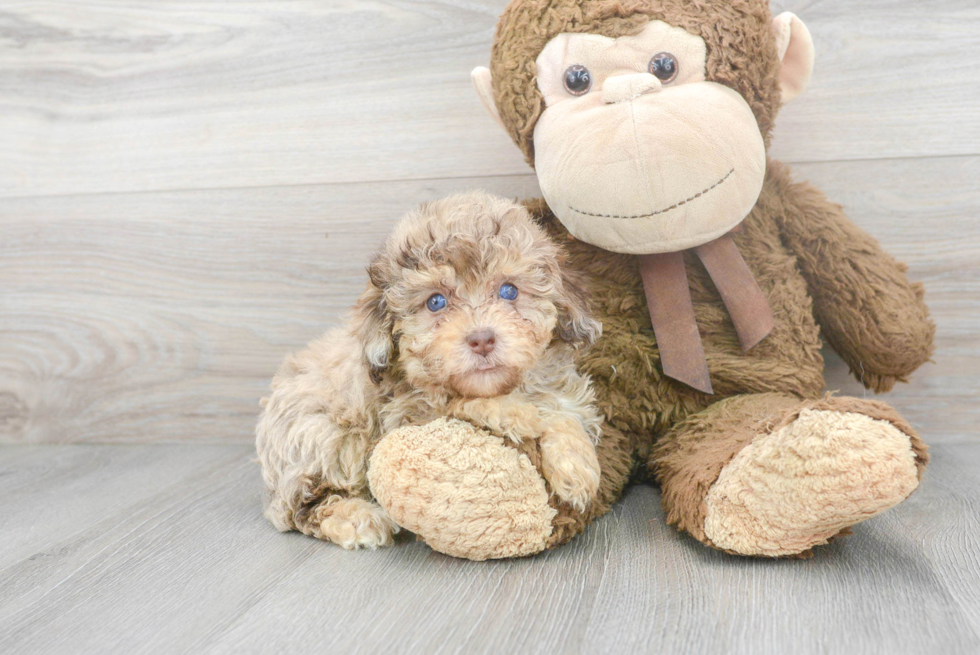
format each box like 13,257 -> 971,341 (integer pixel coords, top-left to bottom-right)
256,191 -> 604,550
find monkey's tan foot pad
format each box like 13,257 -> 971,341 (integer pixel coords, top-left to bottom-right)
368,417 -> 556,561
703,408 -> 921,557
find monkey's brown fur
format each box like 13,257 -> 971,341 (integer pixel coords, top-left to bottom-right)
538,159 -> 934,436
519,159 -> 932,551
468,0 -> 933,555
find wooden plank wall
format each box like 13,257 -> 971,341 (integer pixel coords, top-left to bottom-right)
1,0 -> 978,444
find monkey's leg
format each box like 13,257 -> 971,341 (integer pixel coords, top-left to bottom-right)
368,418 -> 632,560
651,393 -> 928,557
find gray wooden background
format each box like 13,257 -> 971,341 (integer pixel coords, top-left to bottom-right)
1,1 -> 979,653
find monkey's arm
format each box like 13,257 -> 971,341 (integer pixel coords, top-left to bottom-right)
769,162 -> 934,392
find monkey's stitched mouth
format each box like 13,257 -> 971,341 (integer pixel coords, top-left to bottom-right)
568,168 -> 735,220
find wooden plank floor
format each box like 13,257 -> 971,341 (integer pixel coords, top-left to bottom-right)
1,443 -> 979,654
1,0 -> 979,653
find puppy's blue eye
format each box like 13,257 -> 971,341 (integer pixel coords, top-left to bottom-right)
499,283 -> 518,301
426,293 -> 447,312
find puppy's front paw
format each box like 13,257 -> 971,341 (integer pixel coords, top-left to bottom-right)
316,497 -> 399,550
449,397 -> 542,443
541,439 -> 601,512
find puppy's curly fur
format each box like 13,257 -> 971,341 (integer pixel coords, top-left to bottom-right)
256,191 -> 604,550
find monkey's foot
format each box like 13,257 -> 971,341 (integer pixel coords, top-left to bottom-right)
368,418 -> 556,561
702,407 -> 923,557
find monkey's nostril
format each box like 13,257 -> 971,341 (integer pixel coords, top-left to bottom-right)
466,329 -> 496,356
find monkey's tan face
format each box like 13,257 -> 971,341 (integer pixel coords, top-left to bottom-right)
532,21 -> 767,255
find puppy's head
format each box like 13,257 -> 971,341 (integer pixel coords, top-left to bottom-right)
352,191 -> 600,398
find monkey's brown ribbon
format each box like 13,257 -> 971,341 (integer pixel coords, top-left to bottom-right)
638,234 -> 774,394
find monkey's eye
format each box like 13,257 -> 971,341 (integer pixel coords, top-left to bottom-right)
426,293 -> 447,312
648,52 -> 678,83
498,283 -> 518,301
563,65 -> 592,96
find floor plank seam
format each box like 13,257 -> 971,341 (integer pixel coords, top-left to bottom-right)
2,152 -> 977,204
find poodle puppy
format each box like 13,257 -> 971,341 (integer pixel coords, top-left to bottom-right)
255,191 -> 604,550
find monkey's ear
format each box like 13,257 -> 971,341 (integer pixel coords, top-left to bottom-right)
772,12 -> 814,104
351,276 -> 395,382
471,66 -> 506,129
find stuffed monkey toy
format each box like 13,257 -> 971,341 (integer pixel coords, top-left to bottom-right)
367,0 -> 935,560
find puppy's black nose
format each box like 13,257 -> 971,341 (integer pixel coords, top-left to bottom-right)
466,329 -> 496,356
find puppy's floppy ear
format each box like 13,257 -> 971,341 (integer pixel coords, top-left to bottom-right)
351,259 -> 395,382
555,266 -> 602,347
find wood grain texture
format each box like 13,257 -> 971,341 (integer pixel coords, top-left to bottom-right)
1,0 -> 978,198
0,174 -> 544,443
769,0 -> 980,163
2,157 -> 977,444
1,2 -> 977,651
1,442 -> 978,654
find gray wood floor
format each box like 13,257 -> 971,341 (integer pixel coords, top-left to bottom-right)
1,443 -> 979,654
1,0 -> 979,653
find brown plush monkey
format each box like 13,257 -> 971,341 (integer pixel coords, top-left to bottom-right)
368,0 -> 935,559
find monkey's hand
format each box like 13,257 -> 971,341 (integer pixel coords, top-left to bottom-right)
770,161 -> 935,392
539,417 -> 601,512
